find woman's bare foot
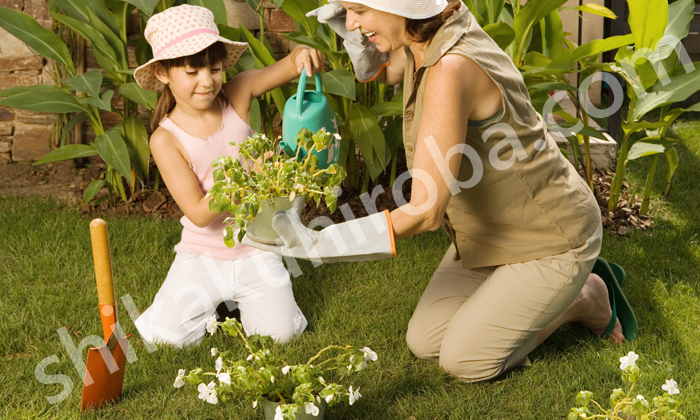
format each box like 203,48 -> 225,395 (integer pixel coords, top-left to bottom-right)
573,273 -> 625,344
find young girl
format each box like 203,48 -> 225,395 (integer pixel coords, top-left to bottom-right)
132,4 -> 325,348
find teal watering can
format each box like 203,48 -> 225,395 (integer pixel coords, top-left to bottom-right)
279,69 -> 340,169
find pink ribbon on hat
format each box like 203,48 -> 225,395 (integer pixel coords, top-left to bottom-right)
155,28 -> 218,58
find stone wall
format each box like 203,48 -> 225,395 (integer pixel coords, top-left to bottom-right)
0,0 -> 296,162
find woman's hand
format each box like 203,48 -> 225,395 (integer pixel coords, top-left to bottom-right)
290,45 -> 325,77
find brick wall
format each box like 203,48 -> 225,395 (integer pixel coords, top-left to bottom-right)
0,0 -> 296,162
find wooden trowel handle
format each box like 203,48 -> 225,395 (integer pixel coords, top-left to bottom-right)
90,219 -> 115,306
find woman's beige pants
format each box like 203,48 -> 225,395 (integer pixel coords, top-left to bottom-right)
406,224 -> 602,382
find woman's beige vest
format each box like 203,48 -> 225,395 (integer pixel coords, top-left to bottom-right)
402,3 -> 601,269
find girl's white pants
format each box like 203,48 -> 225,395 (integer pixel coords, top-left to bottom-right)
134,251 -> 307,348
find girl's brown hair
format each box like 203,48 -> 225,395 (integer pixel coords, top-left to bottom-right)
405,0 -> 462,44
151,41 -> 229,131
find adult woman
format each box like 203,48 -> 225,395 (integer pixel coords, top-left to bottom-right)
246,0 -> 628,382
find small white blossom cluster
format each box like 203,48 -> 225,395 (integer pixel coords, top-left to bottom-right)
172,318 -> 379,419
568,352 -> 683,420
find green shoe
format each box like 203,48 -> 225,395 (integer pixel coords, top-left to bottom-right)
609,262 -> 627,288
592,257 -> 638,341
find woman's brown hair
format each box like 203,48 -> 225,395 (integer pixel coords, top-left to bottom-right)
405,0 -> 462,44
151,41 -> 229,131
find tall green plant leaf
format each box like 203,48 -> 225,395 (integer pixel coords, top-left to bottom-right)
486,0 -> 506,26
189,0 -> 227,25
627,137 -> 669,161
562,3 -> 616,19
64,70 -> 103,98
60,114 -> 89,146
96,130 -> 132,184
87,7 -> 128,69
539,10 -> 565,61
0,7 -> 75,74
652,0 -> 694,65
0,84 -> 71,98
122,0 -> 159,16
83,179 -> 106,204
573,34 -> 634,61
124,116 -> 150,182
84,91 -> 115,112
347,103 -> 385,168
50,12 -> 120,74
0,90 -> 87,113
627,0 -> 668,51
665,147 -> 678,194
218,24 -> 241,43
239,25 -> 288,116
118,83 -> 158,110
54,0 -> 121,41
249,98 -> 261,132
239,25 -> 275,67
281,0 -> 319,38
33,144 -> 98,166
631,63 -> 700,121
370,102 -> 403,117
320,69 -> 355,100
483,22 -> 515,50
512,0 -> 568,65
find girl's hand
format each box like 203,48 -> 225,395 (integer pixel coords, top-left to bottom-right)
291,45 -> 325,77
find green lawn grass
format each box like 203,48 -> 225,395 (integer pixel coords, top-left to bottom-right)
1,119 -> 699,419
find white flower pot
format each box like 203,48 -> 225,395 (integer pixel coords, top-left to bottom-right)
261,399 -> 325,420
246,195 -> 306,244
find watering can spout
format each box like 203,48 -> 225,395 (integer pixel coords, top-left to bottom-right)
280,69 -> 340,169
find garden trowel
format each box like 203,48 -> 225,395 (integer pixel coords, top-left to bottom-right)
80,219 -> 131,413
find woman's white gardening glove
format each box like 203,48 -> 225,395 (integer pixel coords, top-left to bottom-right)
306,1 -> 389,82
242,210 -> 397,263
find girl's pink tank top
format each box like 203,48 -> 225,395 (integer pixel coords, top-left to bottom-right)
159,97 -> 263,260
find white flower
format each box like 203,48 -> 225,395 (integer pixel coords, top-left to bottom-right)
274,406 -> 283,420
305,402 -> 319,416
198,381 -> 216,401
270,375 -> 275,383
247,354 -> 254,361
218,372 -> 231,385
318,376 -> 325,384
619,351 -> 639,370
282,366 -> 291,375
334,133 -> 341,140
662,379 -> 680,395
325,394 -> 334,403
173,369 -> 186,388
252,400 -> 258,409
211,348 -> 218,357
360,347 -> 378,362
215,357 -> 223,373
206,390 -> 218,404
636,394 -> 648,405
348,386 -> 361,405
206,315 -> 218,335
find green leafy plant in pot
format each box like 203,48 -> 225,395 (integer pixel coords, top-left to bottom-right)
208,128 -> 347,247
174,317 -> 378,420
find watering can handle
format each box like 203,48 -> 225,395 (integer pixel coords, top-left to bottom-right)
296,68 -> 323,118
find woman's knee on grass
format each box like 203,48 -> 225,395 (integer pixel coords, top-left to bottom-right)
406,316 -> 441,359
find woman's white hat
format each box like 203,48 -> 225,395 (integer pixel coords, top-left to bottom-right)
134,5 -> 248,92
341,0 -> 449,19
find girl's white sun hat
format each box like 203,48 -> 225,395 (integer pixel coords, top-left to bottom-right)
134,4 -> 248,92
341,0 -> 449,19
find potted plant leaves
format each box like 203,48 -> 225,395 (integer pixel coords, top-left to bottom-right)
174,317 -> 378,420
207,128 -> 346,247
